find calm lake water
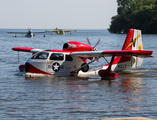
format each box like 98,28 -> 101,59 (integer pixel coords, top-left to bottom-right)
0,29 -> 157,119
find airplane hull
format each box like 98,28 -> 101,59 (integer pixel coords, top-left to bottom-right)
25,34 -> 33,38
23,51 -> 86,76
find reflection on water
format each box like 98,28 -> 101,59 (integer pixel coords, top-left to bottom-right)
21,71 -> 156,119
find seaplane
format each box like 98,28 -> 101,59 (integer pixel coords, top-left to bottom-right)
45,27 -> 76,35
25,28 -> 34,37
8,28 -> 45,38
12,29 -> 153,78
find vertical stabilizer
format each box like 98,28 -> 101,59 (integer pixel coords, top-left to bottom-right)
117,29 -> 143,71
122,29 -> 143,50
103,29 -> 144,72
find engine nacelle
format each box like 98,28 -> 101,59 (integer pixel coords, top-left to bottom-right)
63,41 -> 94,52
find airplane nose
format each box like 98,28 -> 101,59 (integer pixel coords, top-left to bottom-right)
25,62 -> 30,72
63,43 -> 69,50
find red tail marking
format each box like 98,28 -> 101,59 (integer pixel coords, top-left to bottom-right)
104,29 -> 134,68
117,29 -> 134,65
122,29 -> 134,50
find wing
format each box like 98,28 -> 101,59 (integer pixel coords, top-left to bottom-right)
12,47 -> 73,53
45,30 -> 76,32
71,50 -> 153,58
32,32 -> 45,33
12,47 -> 43,53
8,32 -> 27,34
8,32 -> 45,34
64,30 -> 76,32
45,30 -> 57,32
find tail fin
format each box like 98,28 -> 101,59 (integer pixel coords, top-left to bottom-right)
122,29 -> 143,50
112,29 -> 143,71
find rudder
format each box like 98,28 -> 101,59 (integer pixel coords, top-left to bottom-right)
111,29 -> 144,71
122,29 -> 143,50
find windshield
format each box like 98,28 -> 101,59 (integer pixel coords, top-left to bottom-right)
31,52 -> 49,59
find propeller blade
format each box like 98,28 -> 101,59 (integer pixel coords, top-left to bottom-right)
93,38 -> 101,48
86,38 -> 91,46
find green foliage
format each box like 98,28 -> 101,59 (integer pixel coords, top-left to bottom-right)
108,0 -> 157,34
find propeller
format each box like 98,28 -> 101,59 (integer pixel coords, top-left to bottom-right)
86,38 -> 101,51
93,39 -> 101,49
86,38 -> 101,62
86,38 -> 91,46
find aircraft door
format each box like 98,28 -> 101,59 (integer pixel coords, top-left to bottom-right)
62,54 -> 74,73
62,54 -> 85,74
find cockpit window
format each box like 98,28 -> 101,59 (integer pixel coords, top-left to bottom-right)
50,53 -> 64,60
32,52 -> 49,59
65,55 -> 73,61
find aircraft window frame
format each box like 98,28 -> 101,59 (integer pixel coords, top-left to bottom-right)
49,53 -> 64,61
31,52 -> 49,60
65,55 -> 73,61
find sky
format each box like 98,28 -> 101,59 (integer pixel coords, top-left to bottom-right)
0,0 -> 117,29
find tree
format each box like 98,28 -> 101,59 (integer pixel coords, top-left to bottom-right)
108,0 -> 157,34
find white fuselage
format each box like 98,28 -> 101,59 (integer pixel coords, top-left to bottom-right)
25,51 -> 85,76
25,29 -> 33,38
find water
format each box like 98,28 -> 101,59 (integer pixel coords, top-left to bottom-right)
0,29 -> 157,119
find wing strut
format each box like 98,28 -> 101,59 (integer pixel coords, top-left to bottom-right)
70,56 -> 102,76
18,51 -> 19,62
103,57 -> 109,64
98,55 -> 117,78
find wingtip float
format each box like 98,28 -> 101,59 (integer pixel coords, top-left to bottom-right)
12,29 -> 153,78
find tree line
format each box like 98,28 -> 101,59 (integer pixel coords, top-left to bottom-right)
108,0 -> 157,34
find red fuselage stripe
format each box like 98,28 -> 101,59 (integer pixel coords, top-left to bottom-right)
28,63 -> 53,75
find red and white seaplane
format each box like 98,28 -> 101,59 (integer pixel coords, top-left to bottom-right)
12,29 -> 153,78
